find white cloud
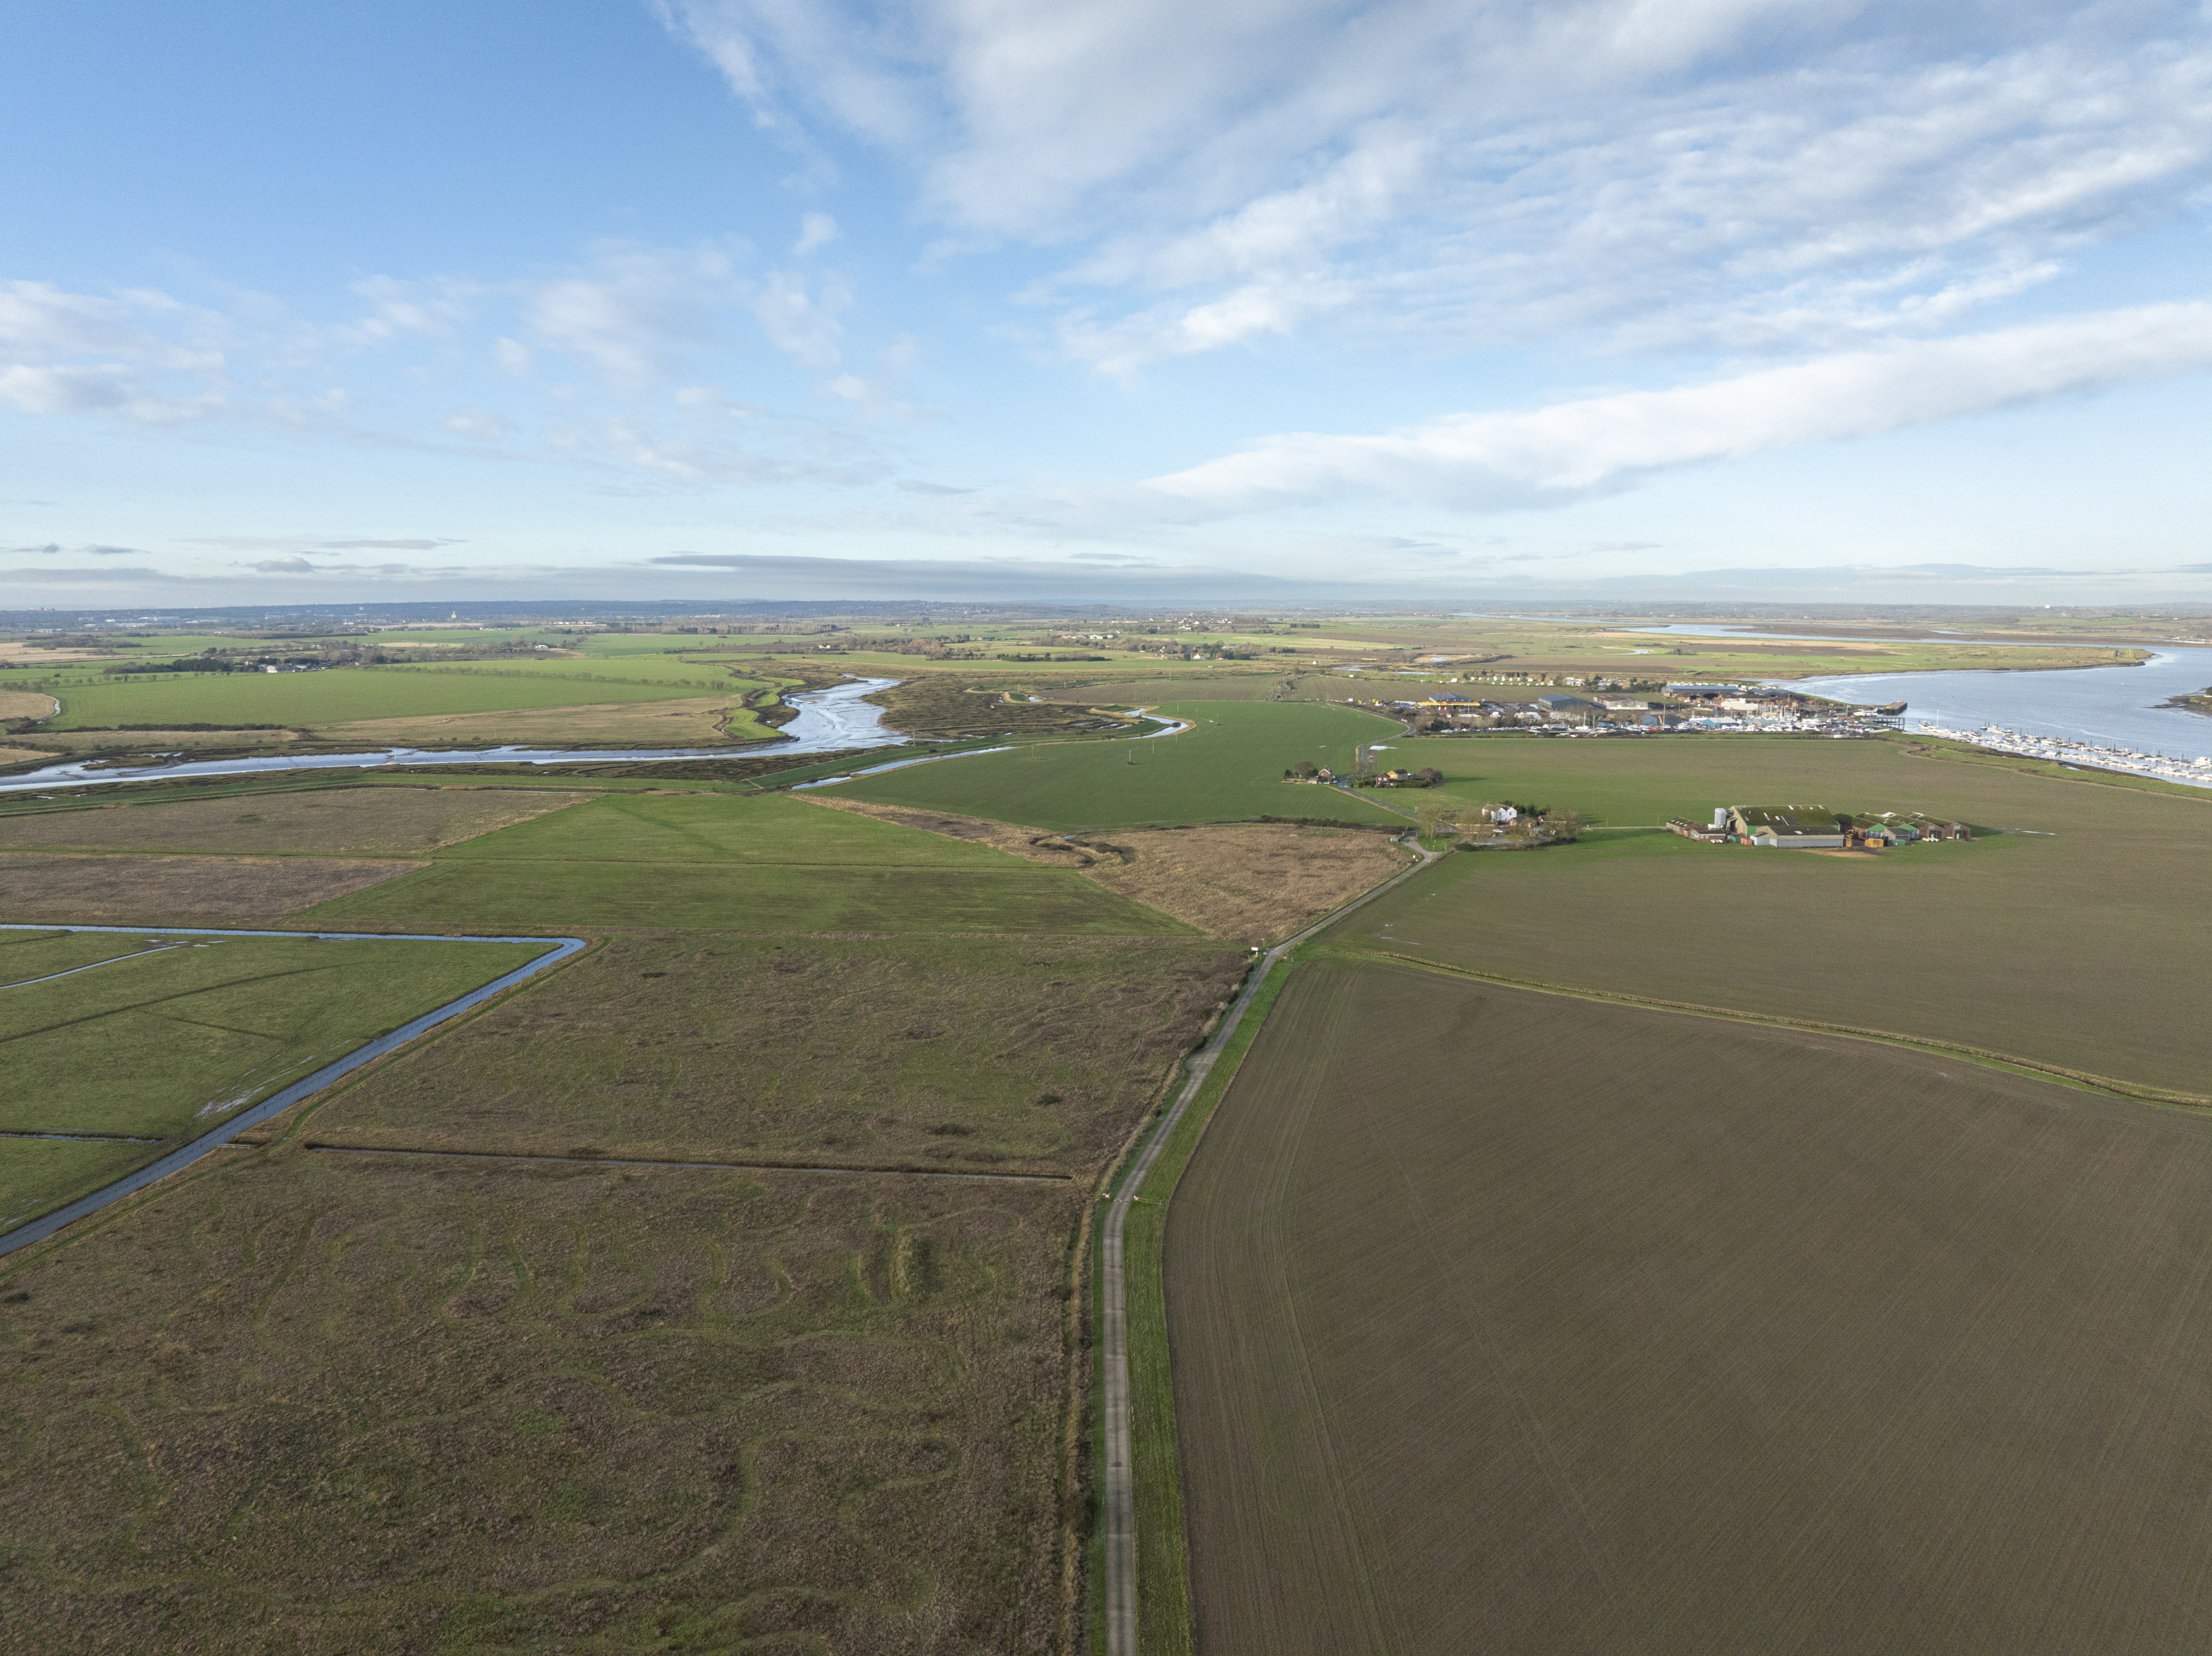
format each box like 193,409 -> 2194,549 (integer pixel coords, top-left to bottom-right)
0,280 -> 230,422
658,2 -> 2212,368
751,268 -> 849,369
442,405 -> 514,442
493,336 -> 535,376
525,244 -> 748,390
794,211 -> 840,255
1148,301 -> 2212,511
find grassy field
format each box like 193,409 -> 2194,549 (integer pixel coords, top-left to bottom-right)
1330,756 -> 2212,1093
0,787 -> 585,857
0,1153 -> 1084,1652
1169,954 -> 2212,1656
0,920 -> 1252,1651
38,664 -> 773,734
298,933 -> 1245,1175
300,792 -> 1196,934
0,932 -> 548,1229
820,702 -> 1408,830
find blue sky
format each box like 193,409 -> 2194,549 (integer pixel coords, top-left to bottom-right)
7,0 -> 2212,606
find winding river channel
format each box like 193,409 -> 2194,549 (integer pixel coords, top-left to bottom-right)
0,675 -> 911,796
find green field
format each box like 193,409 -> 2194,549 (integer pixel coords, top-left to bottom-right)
37,663 -> 774,732
1169,954 -> 2212,1655
297,791 -> 1196,934
1330,743 -> 2212,1092
820,701 -> 1408,829
0,931 -> 549,1229
0,786 -> 587,857
435,791 -> 1017,865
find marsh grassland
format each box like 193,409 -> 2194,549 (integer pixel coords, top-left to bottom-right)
1169,956 -> 2212,1656
0,775 -> 1255,1653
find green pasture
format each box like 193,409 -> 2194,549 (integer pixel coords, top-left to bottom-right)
819,700 -> 1407,830
0,1137 -> 149,1232
303,787 -> 1197,932
300,858 -> 1191,934
0,932 -> 548,1226
437,791 -> 1017,865
1332,751 -> 2212,1091
38,665 -> 756,730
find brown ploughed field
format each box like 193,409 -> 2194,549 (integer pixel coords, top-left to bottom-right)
1169,954 -> 2212,1656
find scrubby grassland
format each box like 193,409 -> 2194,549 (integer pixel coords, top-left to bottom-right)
0,932 -> 546,1228
822,702 -> 1407,830
314,696 -> 758,750
1034,674 -> 1323,703
1171,955 -> 2212,1656
1337,749 -> 2212,1093
862,675 -> 1141,739
302,792 -> 1190,934
299,934 -> 1244,1175
0,1153 -> 1083,1653
0,854 -> 420,924
0,786 -> 585,857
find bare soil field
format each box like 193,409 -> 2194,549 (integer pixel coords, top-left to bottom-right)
1075,824 -> 1409,943
0,853 -> 419,922
0,786 -> 586,857
0,1150 -> 1079,1653
1171,955 -> 2212,1656
318,695 -> 759,749
304,932 -> 1246,1177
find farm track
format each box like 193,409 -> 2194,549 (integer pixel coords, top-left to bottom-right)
1352,948 -> 2212,1107
1098,835 -> 1438,1656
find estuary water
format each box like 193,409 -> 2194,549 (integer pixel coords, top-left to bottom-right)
0,675 -> 910,796
1794,649 -> 2212,763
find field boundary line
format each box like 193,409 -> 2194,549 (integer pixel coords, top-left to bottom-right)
300,1143 -> 1073,1182
1095,835 -> 1443,1656
1350,950 -> 2212,1107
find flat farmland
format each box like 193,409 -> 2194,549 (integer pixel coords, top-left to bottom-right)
0,1153 -> 1082,1653
0,786 -> 585,857
1338,801 -> 2212,1092
820,702 -> 1406,830
40,664 -> 752,732
1170,955 -> 2212,1656
0,931 -> 548,1230
0,853 -> 418,923
303,791 -> 1198,934
304,932 -> 1246,1174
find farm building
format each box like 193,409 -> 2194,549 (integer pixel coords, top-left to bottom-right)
1727,805 -> 1850,847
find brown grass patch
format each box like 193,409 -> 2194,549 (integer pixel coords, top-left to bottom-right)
801,794 -> 1097,867
0,1153 -> 1078,1652
38,727 -> 306,753
320,696 -> 765,750
0,747 -> 57,768
1079,823 -> 1409,942
0,691 -> 59,719
801,802 -> 1409,941
0,853 -> 419,922
0,785 -> 586,857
